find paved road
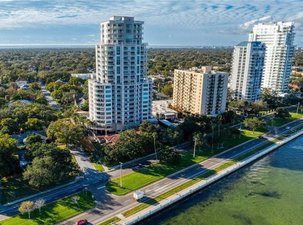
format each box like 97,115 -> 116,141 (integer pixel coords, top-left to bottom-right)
71,147 -> 96,173
59,118 -> 303,225
40,84 -> 61,111
0,119 -> 301,223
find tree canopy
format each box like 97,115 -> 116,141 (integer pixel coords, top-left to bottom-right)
23,143 -> 78,188
47,118 -> 85,146
0,133 -> 18,177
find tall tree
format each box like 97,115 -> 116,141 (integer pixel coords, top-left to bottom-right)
193,132 -> 206,156
243,117 -> 265,133
34,199 -> 45,215
0,134 -> 18,177
23,144 -> 78,188
19,201 -> 34,219
47,119 -> 84,147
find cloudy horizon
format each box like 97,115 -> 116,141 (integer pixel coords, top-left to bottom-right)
0,0 -> 302,47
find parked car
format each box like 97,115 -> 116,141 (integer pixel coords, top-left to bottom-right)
133,190 -> 144,201
76,219 -> 88,225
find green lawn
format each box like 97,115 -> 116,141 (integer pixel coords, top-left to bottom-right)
107,128 -> 266,196
122,164 -> 229,218
93,163 -> 104,172
121,123 -> 303,218
0,176 -> 76,205
0,177 -> 40,204
122,140 -> 277,218
107,152 -> 209,195
1,191 -> 95,225
221,129 -> 265,149
57,144 -> 67,150
98,216 -> 121,225
270,112 -> 303,127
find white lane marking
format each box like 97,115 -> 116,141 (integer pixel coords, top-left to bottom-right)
97,186 -> 106,190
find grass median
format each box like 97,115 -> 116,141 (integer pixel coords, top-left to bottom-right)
121,124 -> 303,218
270,112 -> 303,127
107,129 -> 266,196
122,140 -> 276,218
1,191 -> 95,225
98,216 -> 121,225
106,153 -> 208,196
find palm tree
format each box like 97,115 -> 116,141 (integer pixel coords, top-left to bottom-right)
217,114 -> 222,137
210,119 -> 217,153
193,132 -> 205,157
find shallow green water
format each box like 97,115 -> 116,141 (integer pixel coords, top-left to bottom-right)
141,136 -> 303,225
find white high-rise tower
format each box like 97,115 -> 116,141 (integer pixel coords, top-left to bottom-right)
230,41 -> 265,101
88,16 -> 152,132
248,22 -> 295,93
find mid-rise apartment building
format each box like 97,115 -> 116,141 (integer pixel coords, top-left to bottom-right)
230,41 -> 265,101
172,66 -> 228,116
248,22 -> 295,93
88,16 -> 152,132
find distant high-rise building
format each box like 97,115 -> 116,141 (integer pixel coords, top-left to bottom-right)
230,41 -> 265,101
248,22 -> 295,93
88,16 -> 152,132
172,66 -> 228,116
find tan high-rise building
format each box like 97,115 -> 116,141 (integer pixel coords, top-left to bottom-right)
172,66 -> 228,116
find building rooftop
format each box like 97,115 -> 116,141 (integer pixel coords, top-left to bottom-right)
236,41 -> 249,46
97,134 -> 120,145
152,100 -> 178,119
236,41 -> 263,47
176,66 -> 228,75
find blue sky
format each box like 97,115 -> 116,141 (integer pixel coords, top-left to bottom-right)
0,0 -> 302,46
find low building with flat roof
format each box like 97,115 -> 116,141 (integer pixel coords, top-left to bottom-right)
152,100 -> 178,120
71,73 -> 96,80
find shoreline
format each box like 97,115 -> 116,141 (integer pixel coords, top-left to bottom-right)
119,128 -> 303,225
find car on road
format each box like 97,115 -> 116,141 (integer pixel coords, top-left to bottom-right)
76,219 -> 88,225
133,190 -> 144,201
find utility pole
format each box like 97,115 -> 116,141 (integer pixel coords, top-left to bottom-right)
193,137 -> 196,158
119,162 -> 123,188
153,133 -> 158,161
296,102 -> 300,114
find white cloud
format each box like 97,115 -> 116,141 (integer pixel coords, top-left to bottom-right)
0,0 -> 302,45
287,12 -> 303,30
0,0 -> 301,30
239,16 -> 273,31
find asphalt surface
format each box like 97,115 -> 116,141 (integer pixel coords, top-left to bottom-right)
0,118 -> 302,224
59,118 -> 303,225
40,85 -> 61,111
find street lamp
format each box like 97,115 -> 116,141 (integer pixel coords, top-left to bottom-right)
152,133 -> 158,161
193,137 -> 197,158
119,162 -> 123,188
297,102 -> 300,114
